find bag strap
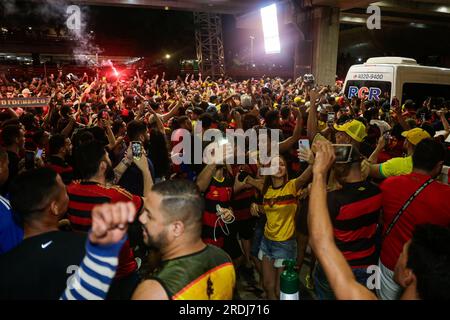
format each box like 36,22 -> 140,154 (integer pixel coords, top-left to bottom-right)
384,178 -> 434,238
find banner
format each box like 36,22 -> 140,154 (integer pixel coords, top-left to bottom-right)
0,97 -> 51,108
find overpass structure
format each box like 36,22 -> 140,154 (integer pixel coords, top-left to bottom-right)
37,0 -> 450,84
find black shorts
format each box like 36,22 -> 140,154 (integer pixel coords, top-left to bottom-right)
233,218 -> 257,241
296,198 -> 309,236
223,232 -> 243,260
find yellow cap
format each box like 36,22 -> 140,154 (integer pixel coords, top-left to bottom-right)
294,96 -> 302,105
334,120 -> 367,142
401,128 -> 431,145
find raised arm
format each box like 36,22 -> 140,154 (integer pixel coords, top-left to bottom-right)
113,144 -> 133,183
148,107 -> 166,136
6,107 -> 18,119
196,164 -> 216,193
368,135 -> 386,164
307,89 -> 320,142
160,100 -> 182,123
61,117 -> 76,138
61,202 -> 136,300
103,119 -> 117,150
392,97 -> 409,131
308,141 -> 377,300
279,108 -> 303,154
439,110 -> 450,139
294,164 -> 313,191
133,153 -> 154,196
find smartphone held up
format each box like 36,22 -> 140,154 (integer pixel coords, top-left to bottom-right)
131,141 -> 143,160
332,144 -> 353,164
298,139 -> 310,163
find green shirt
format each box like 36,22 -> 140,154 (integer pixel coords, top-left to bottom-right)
151,244 -> 235,300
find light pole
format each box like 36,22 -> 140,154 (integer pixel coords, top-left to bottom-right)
249,35 -> 255,65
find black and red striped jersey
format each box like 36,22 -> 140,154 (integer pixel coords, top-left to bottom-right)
327,181 -> 382,268
230,164 -> 258,221
201,175 -> 233,248
66,180 -> 143,278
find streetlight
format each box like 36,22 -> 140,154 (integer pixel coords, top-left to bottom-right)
165,54 -> 171,59
249,36 -> 255,65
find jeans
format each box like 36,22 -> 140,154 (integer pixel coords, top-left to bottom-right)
314,264 -> 371,300
258,237 -> 297,268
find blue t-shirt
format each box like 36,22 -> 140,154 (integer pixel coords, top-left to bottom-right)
0,195 -> 23,255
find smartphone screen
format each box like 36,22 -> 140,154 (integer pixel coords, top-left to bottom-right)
36,149 -> 43,158
333,144 -> 353,163
298,139 -> 310,150
298,139 -> 310,162
131,141 -> 142,160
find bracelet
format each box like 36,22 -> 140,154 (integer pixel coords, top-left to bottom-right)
121,158 -> 132,166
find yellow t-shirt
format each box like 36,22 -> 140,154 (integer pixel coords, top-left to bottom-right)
263,179 -> 298,242
380,156 -> 413,178
318,120 -> 327,132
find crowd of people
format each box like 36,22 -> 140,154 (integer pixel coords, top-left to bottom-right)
0,69 -> 449,300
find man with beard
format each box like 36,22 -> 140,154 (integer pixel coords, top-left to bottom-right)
62,179 -> 236,300
46,134 -> 74,184
66,140 -> 148,299
132,179 -> 236,300
313,146 -> 382,299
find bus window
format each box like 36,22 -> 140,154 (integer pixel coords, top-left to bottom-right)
402,83 -> 450,107
344,80 -> 391,101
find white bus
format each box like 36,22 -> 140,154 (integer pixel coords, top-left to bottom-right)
343,57 -> 450,106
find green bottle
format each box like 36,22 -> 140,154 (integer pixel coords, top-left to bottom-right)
280,259 -> 299,300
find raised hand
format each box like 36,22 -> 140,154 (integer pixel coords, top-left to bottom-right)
312,141 -> 335,176
89,202 -> 136,245
298,146 -> 314,165
309,88 -> 320,104
133,152 -> 150,173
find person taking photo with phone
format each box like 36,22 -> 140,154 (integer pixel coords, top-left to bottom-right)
66,140 -> 150,299
251,155 -> 312,300
312,145 -> 382,299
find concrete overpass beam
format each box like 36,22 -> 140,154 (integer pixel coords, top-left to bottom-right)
295,6 -> 340,86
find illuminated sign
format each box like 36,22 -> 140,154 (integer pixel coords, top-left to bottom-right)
0,97 -> 51,108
